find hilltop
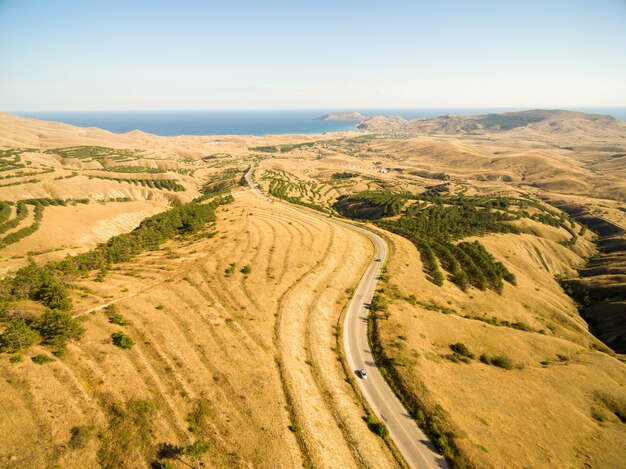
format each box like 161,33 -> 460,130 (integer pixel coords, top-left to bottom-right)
357,109 -> 626,143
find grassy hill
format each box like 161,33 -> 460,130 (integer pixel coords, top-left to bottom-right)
0,111 -> 624,468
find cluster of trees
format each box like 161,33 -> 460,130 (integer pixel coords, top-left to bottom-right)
334,191 -> 406,219
1,195 -> 233,312
336,190 -> 523,293
201,168 -> 243,195
101,165 -> 165,174
331,171 -> 359,179
252,141 -> 316,153
419,184 -> 450,198
0,311 -> 85,354
0,178 -> 40,188
0,202 -> 11,224
0,203 -> 44,249
378,207 -> 517,292
90,176 -> 185,192
379,201 -> 519,239
21,197 -> 90,206
268,178 -> 329,213
0,198 -> 91,249
0,201 -> 27,234
0,168 -> 54,180
0,149 -> 26,172
45,145 -> 140,161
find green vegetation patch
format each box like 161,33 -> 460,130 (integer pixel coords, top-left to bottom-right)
31,353 -> 53,365
101,165 -> 165,174
45,146 -> 142,161
0,309 -> 85,354
334,190 -> 522,293
88,175 -> 185,191
252,141 -> 317,153
334,190 -> 406,219
97,399 -> 158,468
111,331 -> 134,349
478,113 -> 546,131
1,195 -> 233,314
262,169 -> 330,213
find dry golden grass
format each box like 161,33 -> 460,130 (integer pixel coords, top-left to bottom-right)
1,111 -> 625,468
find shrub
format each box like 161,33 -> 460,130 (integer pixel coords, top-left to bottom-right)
240,264 -> 251,275
0,318 -> 41,353
597,394 -> 626,423
111,331 -> 134,349
31,353 -> 53,364
490,355 -> 514,370
184,439 -> 210,459
369,293 -> 389,314
97,399 -> 157,468
366,414 -> 389,438
9,353 -> 24,363
187,398 -> 214,433
69,426 -> 95,449
449,342 -> 473,358
224,262 -> 236,276
108,313 -> 129,326
491,355 -> 513,369
35,311 -> 85,350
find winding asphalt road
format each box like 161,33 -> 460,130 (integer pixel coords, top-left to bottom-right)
244,164 -> 447,469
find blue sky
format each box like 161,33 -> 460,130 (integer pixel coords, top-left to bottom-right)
1,0 -> 625,110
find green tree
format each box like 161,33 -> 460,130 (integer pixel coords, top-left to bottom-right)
111,331 -> 135,349
0,318 -> 40,353
35,311 -> 85,350
34,274 -> 72,310
184,440 -> 210,469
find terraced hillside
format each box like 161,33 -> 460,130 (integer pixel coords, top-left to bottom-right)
0,190 -> 399,468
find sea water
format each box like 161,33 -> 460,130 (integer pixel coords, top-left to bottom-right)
13,108 -> 626,137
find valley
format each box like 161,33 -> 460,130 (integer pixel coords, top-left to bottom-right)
0,110 -> 625,468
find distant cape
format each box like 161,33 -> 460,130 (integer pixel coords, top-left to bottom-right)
317,112 -> 368,121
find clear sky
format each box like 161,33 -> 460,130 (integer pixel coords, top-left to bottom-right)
1,0 -> 625,111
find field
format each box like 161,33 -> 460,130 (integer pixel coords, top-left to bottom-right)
0,111 -> 625,468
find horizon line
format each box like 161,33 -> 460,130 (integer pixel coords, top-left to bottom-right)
6,105 -> 626,113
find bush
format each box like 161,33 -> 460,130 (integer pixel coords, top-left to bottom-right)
31,353 -> 53,364
69,426 -> 95,449
0,318 -> 41,353
369,293 -> 389,314
491,355 -> 514,369
480,353 -> 514,370
449,342 -> 475,360
366,414 -> 389,438
224,262 -> 236,276
111,331 -> 134,349
35,311 -> 85,350
187,398 -> 214,433
184,439 -> 210,459
106,306 -> 129,326
97,399 -> 157,468
108,313 -> 129,326
9,353 -> 24,363
240,265 -> 251,275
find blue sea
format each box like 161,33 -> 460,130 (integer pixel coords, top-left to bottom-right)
13,108 -> 626,137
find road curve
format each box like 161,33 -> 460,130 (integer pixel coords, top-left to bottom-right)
244,164 -> 447,468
